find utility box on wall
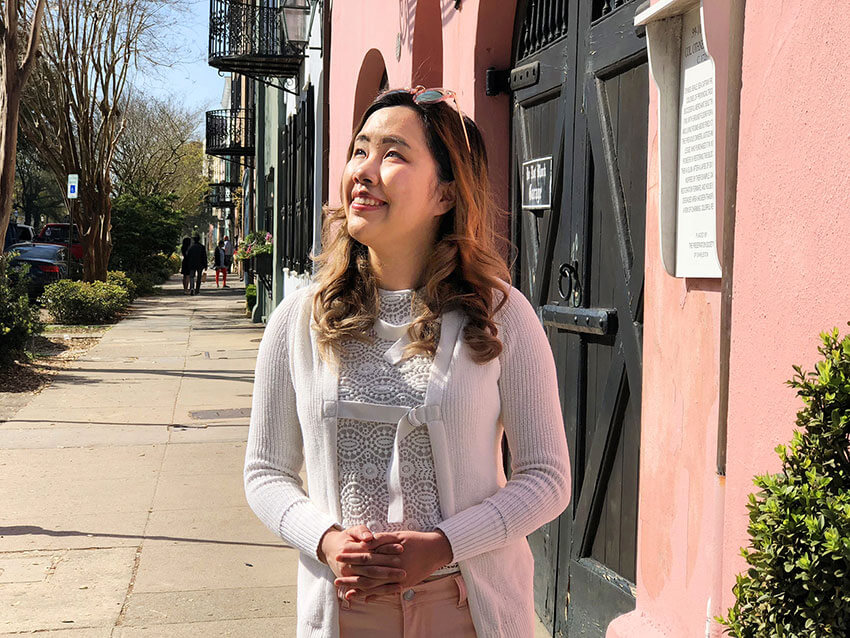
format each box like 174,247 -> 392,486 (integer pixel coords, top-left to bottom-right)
636,0 -> 745,278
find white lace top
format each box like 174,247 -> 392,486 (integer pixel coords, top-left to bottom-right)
336,288 -> 457,572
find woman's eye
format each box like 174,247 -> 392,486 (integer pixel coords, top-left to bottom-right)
353,148 -> 366,157
385,150 -> 404,160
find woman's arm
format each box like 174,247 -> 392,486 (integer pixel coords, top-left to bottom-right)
435,288 -> 572,563
244,289 -> 340,561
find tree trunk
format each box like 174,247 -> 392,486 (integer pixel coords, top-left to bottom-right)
0,70 -> 21,250
80,189 -> 113,281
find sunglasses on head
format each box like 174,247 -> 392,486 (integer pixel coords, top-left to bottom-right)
385,85 -> 471,152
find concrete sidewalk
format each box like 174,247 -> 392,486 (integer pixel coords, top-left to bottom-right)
0,275 -> 298,636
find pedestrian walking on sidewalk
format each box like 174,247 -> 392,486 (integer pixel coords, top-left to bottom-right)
223,235 -> 234,272
184,235 -> 207,296
213,240 -> 229,288
180,237 -> 192,295
245,87 -> 571,638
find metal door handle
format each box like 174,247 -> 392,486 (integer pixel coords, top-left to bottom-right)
557,262 -> 583,307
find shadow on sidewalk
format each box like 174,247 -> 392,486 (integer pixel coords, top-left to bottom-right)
0,525 -> 286,549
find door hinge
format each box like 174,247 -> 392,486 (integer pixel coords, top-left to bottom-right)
510,61 -> 540,91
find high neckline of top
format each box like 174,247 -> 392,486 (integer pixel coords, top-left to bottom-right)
378,287 -> 416,295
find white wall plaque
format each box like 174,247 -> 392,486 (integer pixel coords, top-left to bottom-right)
635,0 -> 745,279
674,8 -> 721,277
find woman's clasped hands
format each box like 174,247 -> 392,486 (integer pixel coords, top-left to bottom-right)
318,524 -> 454,603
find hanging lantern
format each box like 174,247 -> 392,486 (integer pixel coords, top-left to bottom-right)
281,0 -> 311,50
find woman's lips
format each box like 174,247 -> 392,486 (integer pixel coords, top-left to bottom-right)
350,196 -> 387,212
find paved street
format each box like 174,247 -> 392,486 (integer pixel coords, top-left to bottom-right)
0,275 -> 298,636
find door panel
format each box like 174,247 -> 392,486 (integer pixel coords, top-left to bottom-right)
511,1 -> 648,636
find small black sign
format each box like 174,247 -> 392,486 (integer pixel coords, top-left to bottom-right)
521,157 -> 552,210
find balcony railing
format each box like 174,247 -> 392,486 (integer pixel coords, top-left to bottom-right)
208,184 -> 236,208
208,0 -> 304,77
205,109 -> 255,157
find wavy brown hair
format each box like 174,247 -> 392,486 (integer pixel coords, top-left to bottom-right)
312,88 -> 512,365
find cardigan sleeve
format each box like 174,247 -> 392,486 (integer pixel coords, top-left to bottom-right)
244,288 -> 339,561
436,286 -> 572,563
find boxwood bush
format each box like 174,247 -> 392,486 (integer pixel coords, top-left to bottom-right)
107,271 -> 137,301
721,327 -> 850,637
245,284 -> 257,311
40,280 -> 129,324
0,254 -> 43,364
126,272 -> 159,297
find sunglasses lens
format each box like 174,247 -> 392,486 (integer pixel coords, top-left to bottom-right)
414,89 -> 446,104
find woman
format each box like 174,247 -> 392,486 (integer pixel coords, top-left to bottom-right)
245,87 -> 571,637
180,236 -> 192,295
213,239 -> 228,288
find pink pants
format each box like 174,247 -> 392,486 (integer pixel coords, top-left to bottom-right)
338,573 -> 477,637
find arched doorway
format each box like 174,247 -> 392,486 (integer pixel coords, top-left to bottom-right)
411,1 -> 442,87
352,49 -> 388,129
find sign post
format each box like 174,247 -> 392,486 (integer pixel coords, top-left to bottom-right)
66,174 -> 79,279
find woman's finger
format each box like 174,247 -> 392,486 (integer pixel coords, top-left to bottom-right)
334,570 -> 405,589
336,552 -> 402,567
347,524 -> 374,543
339,565 -> 406,580
345,582 -> 403,603
370,531 -> 403,546
370,542 -> 404,555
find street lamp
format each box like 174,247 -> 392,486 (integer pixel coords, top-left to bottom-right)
281,0 -> 311,50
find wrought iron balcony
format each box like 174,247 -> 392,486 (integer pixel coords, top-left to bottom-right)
205,109 -> 255,157
208,183 -> 236,208
208,0 -> 305,77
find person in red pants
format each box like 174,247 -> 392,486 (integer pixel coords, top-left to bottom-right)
213,240 -> 228,288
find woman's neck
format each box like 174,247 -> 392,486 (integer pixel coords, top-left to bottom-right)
368,245 -> 429,292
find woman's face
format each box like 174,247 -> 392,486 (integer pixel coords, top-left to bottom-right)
342,106 -> 454,256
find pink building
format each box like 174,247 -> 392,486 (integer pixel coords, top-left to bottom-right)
327,1 -> 850,636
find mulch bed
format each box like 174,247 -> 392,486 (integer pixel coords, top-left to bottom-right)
0,330 -> 105,396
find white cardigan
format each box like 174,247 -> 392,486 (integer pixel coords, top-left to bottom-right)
244,282 -> 571,637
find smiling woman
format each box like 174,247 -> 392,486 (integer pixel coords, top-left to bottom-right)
245,88 -> 571,638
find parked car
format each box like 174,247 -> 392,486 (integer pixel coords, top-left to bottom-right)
6,242 -> 78,299
4,222 -> 36,252
35,223 -> 83,260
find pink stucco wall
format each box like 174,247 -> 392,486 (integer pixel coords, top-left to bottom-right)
721,0 -> 850,613
327,0 -> 515,218
613,3 -> 850,637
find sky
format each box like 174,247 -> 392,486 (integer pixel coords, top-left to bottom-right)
131,0 -> 227,129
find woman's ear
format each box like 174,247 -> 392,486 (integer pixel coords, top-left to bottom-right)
437,181 -> 456,216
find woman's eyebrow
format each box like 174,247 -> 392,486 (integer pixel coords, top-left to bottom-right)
354,133 -> 411,149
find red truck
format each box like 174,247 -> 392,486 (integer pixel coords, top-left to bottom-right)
35,223 -> 84,260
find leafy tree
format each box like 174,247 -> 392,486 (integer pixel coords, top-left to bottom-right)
722,327 -> 850,637
19,0 -> 182,281
14,134 -> 64,226
109,192 -> 182,274
112,93 -> 205,206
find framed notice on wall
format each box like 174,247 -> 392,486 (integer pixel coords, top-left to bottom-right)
635,0 -> 743,279
674,7 -> 721,277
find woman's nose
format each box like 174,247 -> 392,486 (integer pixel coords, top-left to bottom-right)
352,157 -> 378,184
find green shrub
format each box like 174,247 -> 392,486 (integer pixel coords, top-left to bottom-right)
0,255 -> 43,364
40,280 -> 129,324
245,284 -> 257,311
107,271 -> 137,301
110,193 -> 183,273
127,272 -> 159,297
150,254 -> 173,284
167,253 -> 181,274
721,327 -> 850,637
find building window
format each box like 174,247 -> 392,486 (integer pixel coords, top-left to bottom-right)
280,84 -> 314,274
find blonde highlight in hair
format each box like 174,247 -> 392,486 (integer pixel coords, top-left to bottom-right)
312,88 -> 512,365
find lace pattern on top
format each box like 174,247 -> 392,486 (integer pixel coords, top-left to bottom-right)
336,289 -> 451,537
